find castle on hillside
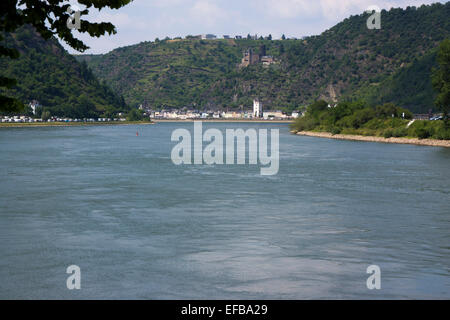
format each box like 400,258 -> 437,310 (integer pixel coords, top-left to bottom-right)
240,45 -> 275,67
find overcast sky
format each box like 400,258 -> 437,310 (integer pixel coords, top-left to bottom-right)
64,0 -> 446,54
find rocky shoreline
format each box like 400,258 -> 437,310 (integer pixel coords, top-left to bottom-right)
294,131 -> 450,148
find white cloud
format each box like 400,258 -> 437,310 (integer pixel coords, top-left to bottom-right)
133,0 -> 188,8
62,0 -> 445,54
91,12 -> 149,31
189,0 -> 229,27
262,0 -> 321,19
260,0 -> 440,20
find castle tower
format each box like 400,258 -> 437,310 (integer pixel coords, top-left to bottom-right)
240,48 -> 261,67
253,99 -> 262,118
259,44 -> 266,57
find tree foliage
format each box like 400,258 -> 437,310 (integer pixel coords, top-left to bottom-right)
432,39 -> 450,118
0,0 -> 132,111
126,108 -> 144,121
291,100 -> 449,140
0,26 -> 129,117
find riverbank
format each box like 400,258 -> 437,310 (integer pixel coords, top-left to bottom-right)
153,119 -> 293,123
0,120 -> 293,127
294,131 -> 450,148
0,121 -> 154,128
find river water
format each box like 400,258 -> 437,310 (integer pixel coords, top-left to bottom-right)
0,122 -> 449,299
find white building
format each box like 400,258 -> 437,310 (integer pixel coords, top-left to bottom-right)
29,100 -> 40,115
263,111 -> 286,120
253,99 -> 262,118
201,34 -> 217,40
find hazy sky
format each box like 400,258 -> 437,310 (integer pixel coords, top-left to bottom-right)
65,0 -> 446,54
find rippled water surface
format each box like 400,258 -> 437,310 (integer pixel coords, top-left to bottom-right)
0,123 -> 449,299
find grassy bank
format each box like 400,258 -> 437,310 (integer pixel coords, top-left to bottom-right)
0,121 -> 154,128
290,101 -> 450,140
153,119 -> 293,123
0,119 -> 293,128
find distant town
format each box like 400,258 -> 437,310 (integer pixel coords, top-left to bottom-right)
0,100 -> 302,123
139,99 -> 300,120
164,34 -> 306,41
2,98 -> 443,124
0,115 -> 129,123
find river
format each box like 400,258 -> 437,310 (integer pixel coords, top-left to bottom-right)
0,122 -> 449,299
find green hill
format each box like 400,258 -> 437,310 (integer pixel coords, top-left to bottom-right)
290,100 -> 450,140
77,2 -> 450,113
352,50 -> 438,114
0,26 -> 129,118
